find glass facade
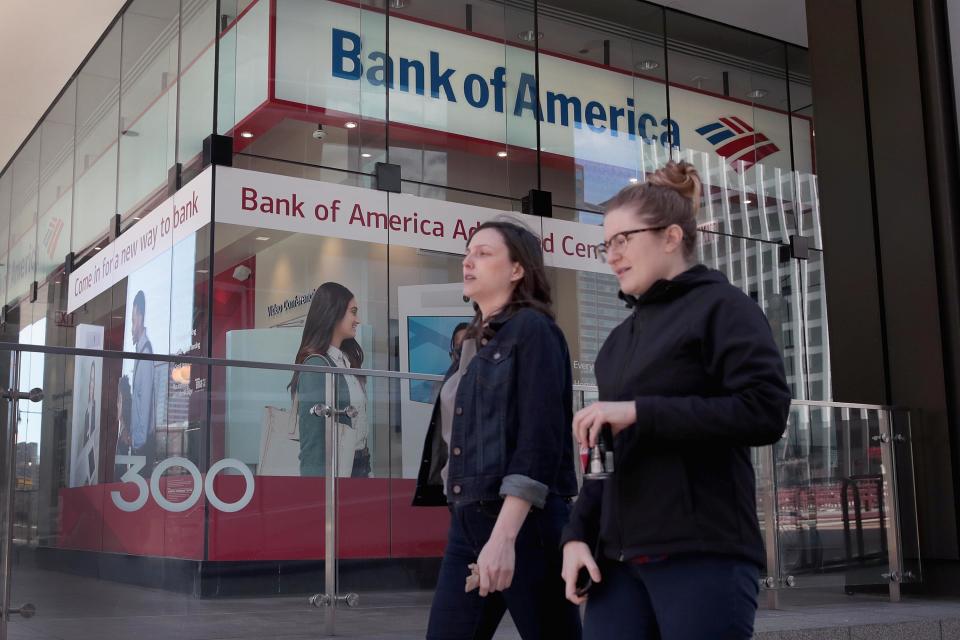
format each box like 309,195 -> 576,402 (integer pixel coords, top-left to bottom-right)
0,1 -> 913,633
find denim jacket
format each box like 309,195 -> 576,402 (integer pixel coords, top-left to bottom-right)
412,307 -> 578,509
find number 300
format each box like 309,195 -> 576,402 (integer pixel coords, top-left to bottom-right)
111,456 -> 255,513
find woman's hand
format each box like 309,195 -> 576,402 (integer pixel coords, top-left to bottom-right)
476,532 -> 516,596
573,401 -> 637,447
562,541 -> 602,605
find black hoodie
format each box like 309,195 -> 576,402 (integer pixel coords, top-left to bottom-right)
560,264 -> 791,567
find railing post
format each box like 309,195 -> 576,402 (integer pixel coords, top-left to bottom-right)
324,372 -> 338,636
759,441 -> 780,609
877,410 -> 902,602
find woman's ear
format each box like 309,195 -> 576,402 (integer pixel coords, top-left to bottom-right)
511,262 -> 525,283
665,224 -> 685,254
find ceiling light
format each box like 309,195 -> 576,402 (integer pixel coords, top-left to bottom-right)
196,269 -> 209,274
635,60 -> 660,71
94,247 -> 101,251
361,152 -> 372,158
629,177 -> 639,183
240,131 -> 254,138
255,236 -> 271,241
344,121 -> 358,129
388,0 -> 407,7
497,150 -> 508,158
746,89 -> 768,99
518,30 -> 542,42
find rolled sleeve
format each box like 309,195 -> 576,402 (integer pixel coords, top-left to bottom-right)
499,473 -> 549,509
503,315 -> 571,502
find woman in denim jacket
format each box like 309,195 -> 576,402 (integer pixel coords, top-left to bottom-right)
413,220 -> 580,640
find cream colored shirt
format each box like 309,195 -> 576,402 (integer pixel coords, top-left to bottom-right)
439,338 -> 477,493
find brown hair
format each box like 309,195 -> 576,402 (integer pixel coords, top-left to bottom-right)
605,160 -> 702,258
464,219 -> 553,342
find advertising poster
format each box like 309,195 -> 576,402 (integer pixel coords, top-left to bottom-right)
116,237 -> 197,474
70,324 -> 104,487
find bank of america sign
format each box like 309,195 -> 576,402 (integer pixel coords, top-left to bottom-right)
258,0 -> 812,177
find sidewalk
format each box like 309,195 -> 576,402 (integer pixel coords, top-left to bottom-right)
7,566 -> 960,639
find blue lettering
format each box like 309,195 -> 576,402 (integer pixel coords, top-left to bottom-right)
366,51 -> 393,88
662,118 -> 680,147
638,113 -> 657,140
609,106 -> 624,137
332,29 -> 362,80
430,51 -> 457,101
399,58 -> 425,95
490,67 -> 507,113
546,92 -> 581,127
464,73 -> 489,108
585,101 -> 606,132
513,73 -> 542,119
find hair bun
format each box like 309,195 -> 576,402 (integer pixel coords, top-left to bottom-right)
647,160 -> 702,214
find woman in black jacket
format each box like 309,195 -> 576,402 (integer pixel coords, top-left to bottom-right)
413,220 -> 580,640
561,161 -> 791,639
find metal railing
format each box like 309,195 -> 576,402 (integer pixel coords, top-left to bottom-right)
0,343 -> 919,638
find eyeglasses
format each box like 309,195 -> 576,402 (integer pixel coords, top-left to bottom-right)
597,226 -> 668,262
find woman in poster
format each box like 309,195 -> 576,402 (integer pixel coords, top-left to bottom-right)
289,282 -> 370,478
76,362 -> 99,486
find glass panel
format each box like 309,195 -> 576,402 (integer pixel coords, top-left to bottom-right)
537,1 -> 668,210
380,0 -> 537,200
775,405 -> 891,589
178,0 -> 217,174
38,83 -> 76,283
73,23 -> 121,254
8,132 -> 41,309
0,170 -> 11,307
892,408 -> 921,585
6,350 -> 202,637
216,0 -> 271,138
118,0 -> 181,222
665,11 -> 795,242
803,249 -> 831,401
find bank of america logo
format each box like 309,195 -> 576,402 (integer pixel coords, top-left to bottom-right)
696,117 -> 779,171
43,217 -> 64,260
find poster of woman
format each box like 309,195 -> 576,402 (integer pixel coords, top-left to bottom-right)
69,324 -> 104,487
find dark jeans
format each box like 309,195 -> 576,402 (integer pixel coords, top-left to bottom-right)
583,553 -> 760,640
426,495 -> 581,640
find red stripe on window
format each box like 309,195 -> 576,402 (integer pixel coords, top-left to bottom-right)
731,116 -> 754,132
719,117 -> 743,134
717,133 -> 770,158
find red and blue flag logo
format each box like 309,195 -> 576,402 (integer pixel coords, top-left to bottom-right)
695,116 -> 779,171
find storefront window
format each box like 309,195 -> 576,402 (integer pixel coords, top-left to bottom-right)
117,0 -> 181,224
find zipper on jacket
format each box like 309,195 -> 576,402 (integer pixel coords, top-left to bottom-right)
614,313 -> 641,565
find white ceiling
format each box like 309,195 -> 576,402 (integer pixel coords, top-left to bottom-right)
0,0 -> 128,174
649,0 -> 808,47
0,0 -> 807,174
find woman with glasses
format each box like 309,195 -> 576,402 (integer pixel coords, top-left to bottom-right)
560,161 -> 791,639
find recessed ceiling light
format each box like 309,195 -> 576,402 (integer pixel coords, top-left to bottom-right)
518,30 -> 542,42
629,177 -> 639,183
388,0 -> 407,8
746,89 -> 768,99
361,152 -> 372,158
497,150 -> 508,158
635,60 -> 660,71
94,247 -> 101,251
240,131 -> 254,138
344,121 -> 358,129
255,236 -> 270,241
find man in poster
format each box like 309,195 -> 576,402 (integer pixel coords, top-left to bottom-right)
129,290 -> 156,473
